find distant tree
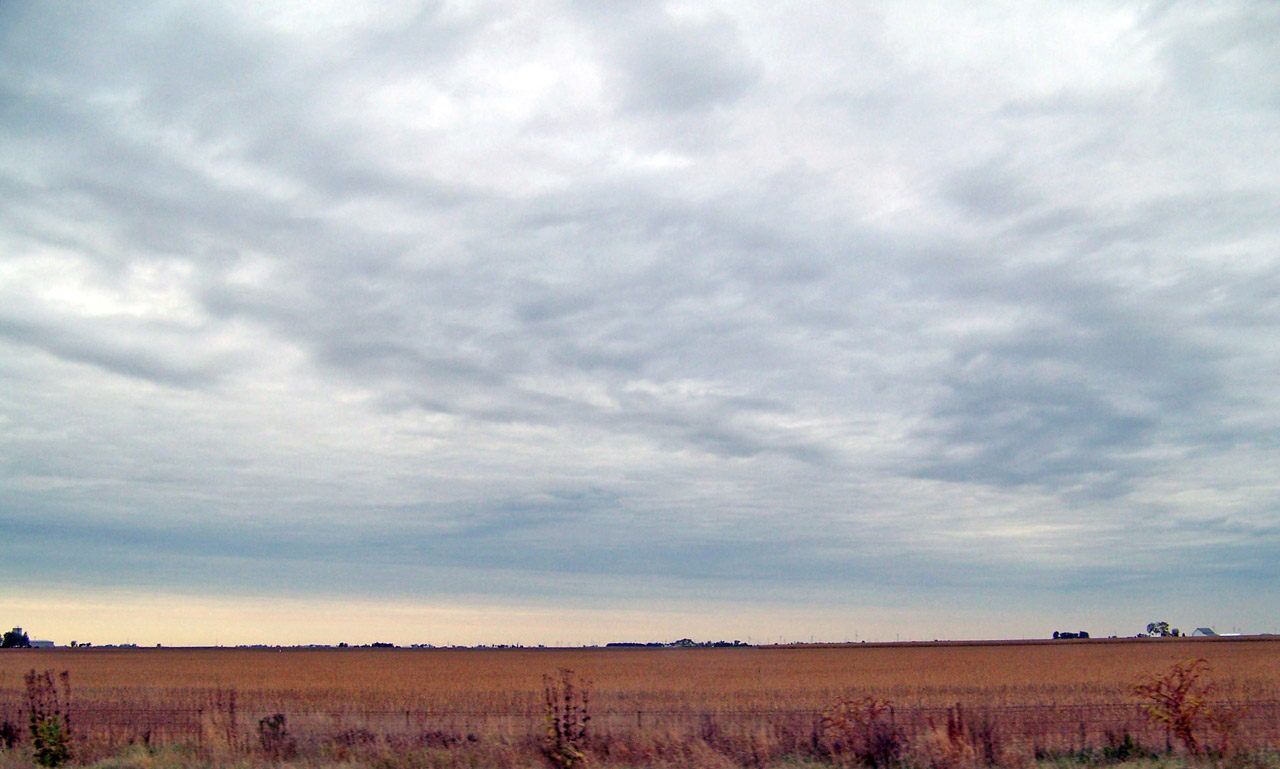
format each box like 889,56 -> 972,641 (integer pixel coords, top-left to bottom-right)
1,629 -> 30,648
1146,621 -> 1173,637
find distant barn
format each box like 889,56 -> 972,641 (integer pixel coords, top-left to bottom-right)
1191,627 -> 1218,637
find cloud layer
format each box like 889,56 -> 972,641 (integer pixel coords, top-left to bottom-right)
2,0 -> 1279,643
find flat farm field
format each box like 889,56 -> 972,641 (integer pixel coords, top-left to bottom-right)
3,636 -> 1279,710
1,636 -> 1278,766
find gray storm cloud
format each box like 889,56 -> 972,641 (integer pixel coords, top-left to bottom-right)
2,0 -> 1278,639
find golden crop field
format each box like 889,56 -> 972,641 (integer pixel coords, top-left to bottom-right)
3,636 -> 1278,711
2,637 -> 1278,767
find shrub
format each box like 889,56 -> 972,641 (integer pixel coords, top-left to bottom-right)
820,696 -> 903,767
256,713 -> 295,759
1131,658 -> 1231,756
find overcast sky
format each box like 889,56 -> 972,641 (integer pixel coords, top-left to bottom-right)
2,0 -> 1278,646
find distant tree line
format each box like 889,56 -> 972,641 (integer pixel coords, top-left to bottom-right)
606,638 -> 749,648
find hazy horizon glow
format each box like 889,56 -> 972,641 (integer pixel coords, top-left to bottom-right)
2,0 -> 1279,645
6,585 -> 1260,647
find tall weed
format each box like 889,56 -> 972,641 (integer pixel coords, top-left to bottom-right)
543,669 -> 590,769
1132,658 -> 1238,756
25,670 -> 72,768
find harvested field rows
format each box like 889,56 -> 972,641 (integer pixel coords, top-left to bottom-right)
1,637 -> 1278,765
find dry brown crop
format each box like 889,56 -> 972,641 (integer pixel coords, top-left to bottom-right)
0,636 -> 1277,767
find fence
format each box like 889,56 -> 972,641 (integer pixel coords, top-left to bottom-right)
3,699 -> 1279,757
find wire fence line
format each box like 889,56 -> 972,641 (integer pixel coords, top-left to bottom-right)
3,700 -> 1279,753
